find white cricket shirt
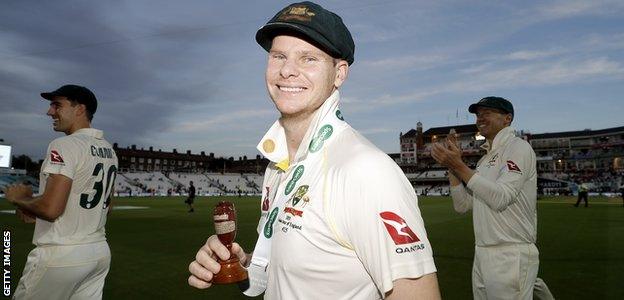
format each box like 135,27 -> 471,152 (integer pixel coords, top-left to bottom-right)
34,128 -> 118,246
450,126 -> 537,246
255,91 -> 436,299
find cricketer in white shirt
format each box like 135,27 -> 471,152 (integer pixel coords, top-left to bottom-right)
253,91 -> 437,299
13,128 -> 117,299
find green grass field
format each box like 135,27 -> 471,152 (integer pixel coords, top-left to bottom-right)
2,195 -> 623,299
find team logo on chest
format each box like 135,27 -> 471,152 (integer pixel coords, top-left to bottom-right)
486,153 -> 499,168
278,184 -> 312,233
283,185 -> 310,217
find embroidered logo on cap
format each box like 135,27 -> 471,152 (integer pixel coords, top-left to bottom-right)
50,150 -> 65,164
380,211 -> 420,245
278,5 -> 316,22
506,160 -> 521,173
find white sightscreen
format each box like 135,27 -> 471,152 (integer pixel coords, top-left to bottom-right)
0,145 -> 12,168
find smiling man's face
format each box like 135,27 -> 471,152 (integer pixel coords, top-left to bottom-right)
475,107 -> 512,141
265,35 -> 347,119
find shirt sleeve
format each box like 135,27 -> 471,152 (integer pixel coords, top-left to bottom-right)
450,183 -> 473,213
466,140 -> 535,212
41,138 -> 78,180
335,154 -> 437,296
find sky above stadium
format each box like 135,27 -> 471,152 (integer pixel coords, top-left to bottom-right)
1,0 -> 623,160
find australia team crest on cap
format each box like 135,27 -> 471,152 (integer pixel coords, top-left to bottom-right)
278,5 -> 316,22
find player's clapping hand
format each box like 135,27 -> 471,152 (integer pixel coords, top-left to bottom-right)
432,130 -> 463,168
188,235 -> 248,289
3,183 -> 33,203
446,129 -> 459,149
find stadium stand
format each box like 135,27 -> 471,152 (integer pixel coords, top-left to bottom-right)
204,173 -> 260,195
400,123 -> 624,196
169,172 -> 223,196
114,174 -> 144,196
122,172 -> 177,195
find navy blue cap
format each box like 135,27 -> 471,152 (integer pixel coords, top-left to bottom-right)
41,84 -> 97,116
469,96 -> 514,116
256,1 -> 355,65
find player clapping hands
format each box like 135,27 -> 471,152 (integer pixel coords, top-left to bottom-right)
431,130 -> 472,184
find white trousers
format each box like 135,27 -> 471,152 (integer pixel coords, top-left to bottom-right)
473,243 -> 539,300
13,241 -> 111,300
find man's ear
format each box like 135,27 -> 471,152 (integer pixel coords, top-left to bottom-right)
334,60 -> 349,89
76,103 -> 88,118
505,113 -> 513,126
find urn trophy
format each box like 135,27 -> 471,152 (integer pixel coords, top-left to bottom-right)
212,201 -> 248,284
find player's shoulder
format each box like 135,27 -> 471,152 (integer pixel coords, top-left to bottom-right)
49,134 -> 80,149
327,127 -> 400,175
507,135 -> 534,154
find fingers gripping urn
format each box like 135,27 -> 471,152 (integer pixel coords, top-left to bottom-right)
212,201 -> 248,284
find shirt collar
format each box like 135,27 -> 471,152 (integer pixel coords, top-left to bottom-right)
72,127 -> 104,139
257,90 -> 342,171
480,126 -> 515,153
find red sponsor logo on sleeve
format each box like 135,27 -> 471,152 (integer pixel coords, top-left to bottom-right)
506,160 -> 521,173
50,150 -> 65,164
380,211 -> 420,245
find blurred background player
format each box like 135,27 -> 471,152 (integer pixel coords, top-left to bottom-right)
188,1 -> 440,298
185,180 -> 196,212
574,181 -> 589,207
4,84 -> 118,300
431,96 -> 553,299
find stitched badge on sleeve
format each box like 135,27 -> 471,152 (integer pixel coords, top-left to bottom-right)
50,150 -> 65,165
379,211 -> 420,245
506,160 -> 521,173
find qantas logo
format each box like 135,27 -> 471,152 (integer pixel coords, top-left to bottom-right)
50,150 -> 65,164
506,160 -> 521,173
379,211 -> 420,245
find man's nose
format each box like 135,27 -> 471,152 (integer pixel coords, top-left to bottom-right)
279,58 -> 300,78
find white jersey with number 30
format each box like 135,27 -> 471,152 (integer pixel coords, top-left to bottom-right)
34,128 -> 118,246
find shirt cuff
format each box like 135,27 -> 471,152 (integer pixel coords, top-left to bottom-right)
450,184 -> 465,193
466,173 -> 481,191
